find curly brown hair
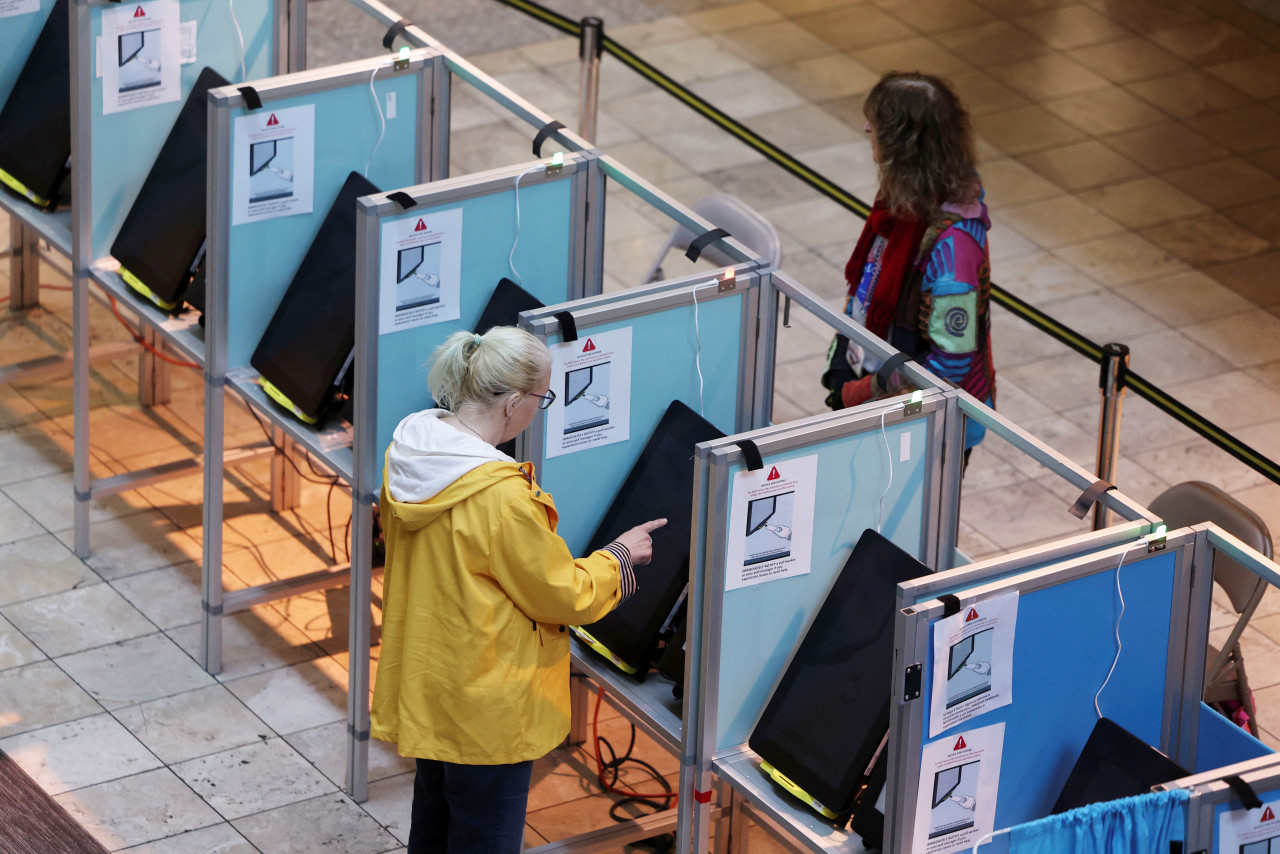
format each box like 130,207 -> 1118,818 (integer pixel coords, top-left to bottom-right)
864,71 -> 978,219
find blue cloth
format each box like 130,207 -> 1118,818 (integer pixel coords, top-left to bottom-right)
409,757 -> 534,854
1007,788 -> 1189,854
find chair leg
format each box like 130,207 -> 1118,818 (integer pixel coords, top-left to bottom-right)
1234,651 -> 1261,738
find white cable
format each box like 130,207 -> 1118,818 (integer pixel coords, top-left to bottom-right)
227,0 -> 246,83
972,828 -> 1009,852
876,406 -> 894,533
365,65 -> 386,178
1094,540 -> 1142,718
508,165 -> 542,286
690,282 -> 711,417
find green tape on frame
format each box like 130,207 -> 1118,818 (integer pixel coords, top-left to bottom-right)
537,288 -> 747,556
88,0 -> 277,260
373,176 -> 579,481
224,71 -> 423,371
714,414 -> 933,752
0,0 -> 56,112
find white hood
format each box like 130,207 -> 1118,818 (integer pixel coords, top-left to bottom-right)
386,408 -> 513,504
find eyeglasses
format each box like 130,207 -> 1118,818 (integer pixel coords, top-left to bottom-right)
495,389 -> 557,409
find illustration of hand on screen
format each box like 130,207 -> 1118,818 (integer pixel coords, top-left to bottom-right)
964,660 -> 991,676
266,165 -> 295,182
950,794 -> 976,811
137,56 -> 162,72
580,393 -> 609,408
764,524 -> 792,540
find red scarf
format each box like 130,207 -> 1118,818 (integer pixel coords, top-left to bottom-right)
844,199 -> 929,339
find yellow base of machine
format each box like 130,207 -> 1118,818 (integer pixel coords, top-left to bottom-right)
0,168 -> 50,209
260,377 -> 319,424
118,265 -> 179,312
570,626 -> 638,675
759,759 -> 839,820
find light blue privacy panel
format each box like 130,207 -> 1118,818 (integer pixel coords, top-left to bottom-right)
0,0 -> 55,110
89,0 -> 275,259
916,548 -> 1178,829
373,178 -> 577,479
1196,702 -> 1273,772
716,417 -> 931,751
225,75 -> 422,369
539,293 -> 744,556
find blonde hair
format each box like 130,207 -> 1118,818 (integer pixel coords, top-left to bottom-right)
427,326 -> 550,412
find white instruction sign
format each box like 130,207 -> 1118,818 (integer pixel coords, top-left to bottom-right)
232,105 -> 315,225
377,208 -> 463,334
544,328 -> 632,458
913,723 -> 1005,854
1218,799 -> 1280,854
929,591 -> 1018,737
101,0 -> 180,114
724,454 -> 818,591
0,0 -> 40,19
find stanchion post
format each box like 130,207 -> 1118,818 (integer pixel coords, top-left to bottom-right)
577,16 -> 603,144
1094,342 -> 1129,530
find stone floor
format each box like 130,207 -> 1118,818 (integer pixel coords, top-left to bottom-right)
5,0 -> 1280,851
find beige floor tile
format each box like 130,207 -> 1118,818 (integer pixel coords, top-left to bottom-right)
0,660 -> 101,738
53,508 -> 191,581
608,17 -> 703,51
172,737 -> 335,821
994,252 -> 1103,305
168,607 -> 323,683
1185,105 -> 1280,155
936,20 -> 1054,68
1165,159 -> 1280,210
974,105 -> 1088,156
1096,0 -> 1210,31
633,36 -> 755,87
0,613 -> 43,671
690,69 -> 808,121
769,53 -> 880,103
1206,53 -> 1280,101
115,822 -> 256,854
682,1 -> 783,34
1141,213 -> 1271,267
1248,146 -> 1280,180
1018,140 -> 1145,193
0,489 -> 45,546
1042,87 -> 1167,138
0,534 -> 97,608
1,469 -> 148,533
793,5 -> 915,51
54,768 -> 223,851
980,158 -> 1063,207
111,562 -> 202,631
0,712 -> 161,796
1056,232 -> 1189,286
744,103 -> 861,154
0,425 -> 71,486
943,70 -> 1029,118
232,792 -> 400,854
988,54 -> 1112,102
58,632 -> 215,711
284,720 -> 413,787
1011,5 -> 1131,50
1065,37 -> 1189,84
1076,177 -> 1208,230
715,19 -> 838,67
1000,196 -> 1124,249
361,771 -> 414,845
649,124 -> 765,175
846,36 -> 973,76
1222,199 -> 1280,245
1164,371 -> 1280,431
1116,270 -> 1258,328
1102,122 -> 1228,175
1182,310 -> 1280,369
961,478 -> 1092,551
225,656 -> 348,736
1201,251 -> 1280,308
1123,328 -> 1236,389
1132,436 -> 1270,496
873,0 -> 991,34
115,683 -> 272,766
2,583 -> 155,658
1149,19 -> 1270,66
1126,69 -> 1253,120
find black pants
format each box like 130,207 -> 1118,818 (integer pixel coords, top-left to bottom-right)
408,758 -> 534,854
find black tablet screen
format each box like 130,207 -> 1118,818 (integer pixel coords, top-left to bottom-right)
0,0 -> 72,206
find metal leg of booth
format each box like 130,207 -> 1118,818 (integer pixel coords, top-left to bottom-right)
137,327 -> 171,408
8,219 -> 39,309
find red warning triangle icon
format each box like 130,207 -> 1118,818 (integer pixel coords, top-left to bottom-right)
965,608 -> 979,622
953,736 -> 967,751
413,219 -> 427,232
582,339 -> 596,352
133,5 -> 145,16
1264,807 -> 1276,821
766,466 -> 781,481
266,114 -> 279,127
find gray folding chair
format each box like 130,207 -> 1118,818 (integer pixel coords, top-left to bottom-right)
640,193 -> 782,284
1149,481 -> 1272,737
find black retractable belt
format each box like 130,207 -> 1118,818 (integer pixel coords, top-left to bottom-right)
875,352 -> 910,391
553,311 -> 578,342
382,18 -> 411,50
685,227 -> 729,263
387,191 -> 416,209
939,594 -> 961,617
1068,480 -> 1115,520
238,86 -> 263,110
734,439 -> 764,471
1224,775 -> 1264,810
532,121 -> 565,157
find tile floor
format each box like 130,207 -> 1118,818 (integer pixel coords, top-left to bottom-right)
5,0 -> 1280,850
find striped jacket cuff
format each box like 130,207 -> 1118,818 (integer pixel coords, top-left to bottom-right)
602,543 -> 636,602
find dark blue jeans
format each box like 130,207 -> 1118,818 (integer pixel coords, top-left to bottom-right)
408,758 -> 534,854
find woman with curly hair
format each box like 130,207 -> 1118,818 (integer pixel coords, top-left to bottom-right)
823,71 -> 995,457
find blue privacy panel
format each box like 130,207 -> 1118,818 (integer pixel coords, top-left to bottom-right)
716,419 -> 930,751
916,548 -> 1178,828
538,293 -> 744,556
0,0 -> 56,110
226,75 -> 422,370
90,0 -> 276,259
1195,702 -> 1273,772
374,178 -> 577,479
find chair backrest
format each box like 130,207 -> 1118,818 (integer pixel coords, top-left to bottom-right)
1147,481 -> 1272,614
640,193 -> 782,284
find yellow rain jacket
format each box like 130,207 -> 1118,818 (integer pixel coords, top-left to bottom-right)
371,423 -> 625,765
